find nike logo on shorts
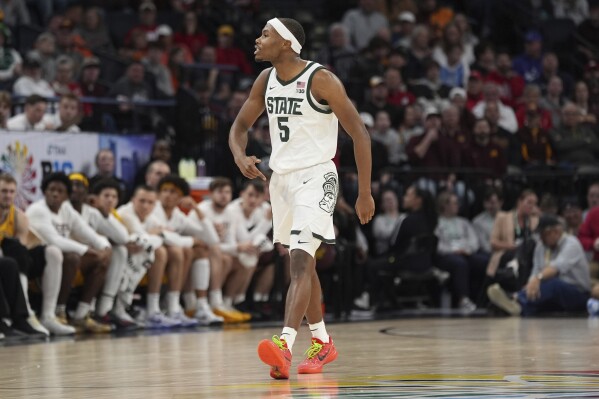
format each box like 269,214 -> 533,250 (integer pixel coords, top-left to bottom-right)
298,240 -> 309,244
303,178 -> 313,184
269,86 -> 276,89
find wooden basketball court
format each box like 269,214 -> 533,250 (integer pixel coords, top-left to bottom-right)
1,317 -> 598,398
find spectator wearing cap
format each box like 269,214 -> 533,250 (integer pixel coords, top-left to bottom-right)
6,94 -> 49,131
549,102 -> 599,171
30,33 -> 57,82
384,67 -> 415,107
486,50 -> 525,109
125,1 -> 158,47
155,24 -> 193,66
403,25 -> 432,82
215,24 -> 252,76
76,7 -> 114,53
561,198 -> 583,236
516,102 -> 554,169
577,2 -> 599,62
462,118 -> 507,179
512,31 -> 544,84
472,82 -> 518,133
539,52 -> 574,98
515,84 -> 553,131
489,215 -> 590,316
0,23 -> 21,86
406,107 -> 461,176
143,41 -> 174,97
540,76 -> 566,127
393,11 -> 416,49
174,11 -> 208,57
449,87 -> 476,132
12,54 -> 55,98
573,80 -> 599,126
315,23 -> 356,85
361,75 -> 401,126
79,56 -> 108,131
341,0 -> 389,51
409,59 -> 452,110
51,55 -> 82,97
54,18 -> 92,70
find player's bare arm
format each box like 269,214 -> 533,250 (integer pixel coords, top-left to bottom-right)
229,68 -> 271,181
311,69 -> 375,224
15,208 -> 30,245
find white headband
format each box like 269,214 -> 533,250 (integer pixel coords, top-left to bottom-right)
268,18 -> 302,54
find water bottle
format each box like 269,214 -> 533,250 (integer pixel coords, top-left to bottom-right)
196,158 -> 206,177
588,298 -> 599,317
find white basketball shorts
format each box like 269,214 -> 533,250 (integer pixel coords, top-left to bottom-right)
270,160 -> 338,257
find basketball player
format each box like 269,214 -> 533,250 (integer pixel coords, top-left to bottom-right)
229,18 -> 374,379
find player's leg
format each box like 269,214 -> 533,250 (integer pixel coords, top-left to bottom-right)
211,253 -> 245,322
56,252 -> 81,323
165,246 -> 198,326
72,249 -> 112,333
96,245 -> 127,318
145,245 -> 181,327
37,245 -> 75,335
189,245 -> 223,325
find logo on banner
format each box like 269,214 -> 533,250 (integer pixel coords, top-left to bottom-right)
0,141 -> 37,209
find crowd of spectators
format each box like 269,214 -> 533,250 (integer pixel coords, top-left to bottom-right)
2,0 -> 599,342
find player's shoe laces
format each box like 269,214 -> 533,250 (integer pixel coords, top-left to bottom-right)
257,335 -> 292,380
297,337 -> 338,374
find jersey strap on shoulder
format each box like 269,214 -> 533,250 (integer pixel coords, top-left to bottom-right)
306,66 -> 332,114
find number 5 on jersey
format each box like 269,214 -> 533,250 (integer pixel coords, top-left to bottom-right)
278,117 -> 289,142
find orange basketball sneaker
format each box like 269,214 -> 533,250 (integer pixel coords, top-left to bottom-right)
297,337 -> 338,374
257,335 -> 292,379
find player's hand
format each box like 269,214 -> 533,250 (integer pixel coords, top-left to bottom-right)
526,278 -> 541,301
235,155 -> 266,181
179,196 -> 197,211
355,192 -> 375,225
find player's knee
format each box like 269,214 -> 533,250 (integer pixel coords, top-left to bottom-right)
45,245 -> 63,264
167,246 -> 184,263
63,252 -> 81,269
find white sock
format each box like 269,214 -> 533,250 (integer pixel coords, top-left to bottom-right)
253,292 -> 268,302
147,293 -> 161,315
209,290 -> 223,307
103,245 -> 127,297
74,302 -> 91,320
197,297 -> 209,309
19,274 -> 34,316
280,326 -> 297,353
308,320 -> 330,343
167,291 -> 181,315
223,296 -> 233,308
41,246 -> 62,320
191,259 -> 210,290
96,294 -> 114,317
234,294 -> 245,305
183,292 -> 197,312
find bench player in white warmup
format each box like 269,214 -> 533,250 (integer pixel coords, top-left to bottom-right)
229,17 -> 374,379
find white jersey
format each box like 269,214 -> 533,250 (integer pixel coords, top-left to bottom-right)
81,204 -> 129,246
265,61 -> 338,174
197,200 -> 237,255
26,199 -> 110,255
227,198 -> 272,243
116,202 -> 163,249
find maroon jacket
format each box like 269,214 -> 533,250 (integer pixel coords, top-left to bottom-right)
578,206 -> 599,261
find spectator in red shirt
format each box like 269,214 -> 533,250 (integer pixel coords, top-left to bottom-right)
407,108 -> 461,172
174,11 -> 208,58
463,118 -> 507,179
384,67 -> 415,107
51,55 -> 82,97
124,1 -> 158,47
486,49 -> 525,108
578,206 -> 599,266
442,103 -> 469,147
215,24 -> 252,76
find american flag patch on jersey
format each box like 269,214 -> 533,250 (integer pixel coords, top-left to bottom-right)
296,81 -> 306,93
